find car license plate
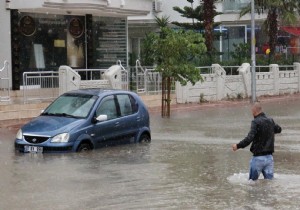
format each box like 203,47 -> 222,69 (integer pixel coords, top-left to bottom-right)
24,145 -> 43,153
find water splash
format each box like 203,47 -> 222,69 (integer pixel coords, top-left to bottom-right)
228,172 -> 300,187
227,172 -> 250,185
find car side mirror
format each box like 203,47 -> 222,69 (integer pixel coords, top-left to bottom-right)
96,114 -> 108,122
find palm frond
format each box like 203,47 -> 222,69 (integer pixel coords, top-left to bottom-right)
155,16 -> 170,28
239,3 -> 251,18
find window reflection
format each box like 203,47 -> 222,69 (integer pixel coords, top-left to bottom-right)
19,13 -> 85,72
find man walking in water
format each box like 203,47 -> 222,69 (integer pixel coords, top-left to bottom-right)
232,102 -> 282,181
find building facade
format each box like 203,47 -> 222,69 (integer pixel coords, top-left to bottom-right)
128,0 -> 300,63
1,0 -> 299,90
0,0 -> 152,90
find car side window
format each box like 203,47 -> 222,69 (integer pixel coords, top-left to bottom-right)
96,95 -> 118,120
116,94 -> 139,116
117,94 -> 133,116
129,95 -> 138,113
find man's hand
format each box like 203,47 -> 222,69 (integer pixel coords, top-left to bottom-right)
232,144 -> 238,151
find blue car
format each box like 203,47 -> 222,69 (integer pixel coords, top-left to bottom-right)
15,89 -> 151,153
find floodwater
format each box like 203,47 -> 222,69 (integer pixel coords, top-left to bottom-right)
1,97 -> 300,210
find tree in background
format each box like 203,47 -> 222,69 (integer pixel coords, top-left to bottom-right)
240,0 -> 300,60
141,16 -> 170,66
230,43 -> 251,66
143,16 -> 206,117
173,0 -> 221,64
140,33 -> 156,66
173,0 -> 204,30
202,0 -> 218,57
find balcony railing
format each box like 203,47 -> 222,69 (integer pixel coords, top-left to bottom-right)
222,0 -> 250,12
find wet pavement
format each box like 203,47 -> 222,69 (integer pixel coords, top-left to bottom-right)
1,96 -> 300,209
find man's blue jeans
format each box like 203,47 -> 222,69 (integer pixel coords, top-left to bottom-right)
249,155 -> 274,181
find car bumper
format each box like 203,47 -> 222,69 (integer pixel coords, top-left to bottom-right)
15,139 -> 75,153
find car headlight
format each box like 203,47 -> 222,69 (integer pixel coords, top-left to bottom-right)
16,129 -> 23,139
51,133 -> 70,143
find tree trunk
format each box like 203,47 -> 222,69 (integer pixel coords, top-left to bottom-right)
161,76 -> 171,117
203,0 -> 214,55
167,76 -> 171,117
161,76 -> 168,117
268,8 -> 278,58
161,76 -> 166,117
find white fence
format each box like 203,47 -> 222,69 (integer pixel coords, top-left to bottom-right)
134,61 -> 244,94
21,61 -> 300,104
177,63 -> 300,103
135,60 -> 175,94
0,60 -> 10,101
22,61 -> 129,103
22,71 -> 59,103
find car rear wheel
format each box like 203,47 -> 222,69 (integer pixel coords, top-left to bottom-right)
139,134 -> 151,143
77,143 -> 92,152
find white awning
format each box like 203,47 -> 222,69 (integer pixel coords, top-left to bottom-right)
7,0 -> 151,17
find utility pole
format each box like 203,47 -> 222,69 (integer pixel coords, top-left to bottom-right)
251,0 -> 256,103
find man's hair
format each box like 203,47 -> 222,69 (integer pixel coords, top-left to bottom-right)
252,102 -> 262,113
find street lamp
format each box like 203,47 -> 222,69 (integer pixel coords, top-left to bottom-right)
251,0 -> 256,103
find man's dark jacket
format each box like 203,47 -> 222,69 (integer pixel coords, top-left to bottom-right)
237,112 -> 282,156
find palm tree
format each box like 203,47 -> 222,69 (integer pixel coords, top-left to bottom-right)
173,0 -> 221,63
241,0 -> 300,58
155,15 -> 170,29
202,0 -> 219,57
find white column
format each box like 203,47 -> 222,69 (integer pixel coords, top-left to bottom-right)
212,64 -> 226,100
0,3 -> 12,88
294,62 -> 300,92
239,63 -> 251,97
175,81 -> 189,103
269,64 -> 279,95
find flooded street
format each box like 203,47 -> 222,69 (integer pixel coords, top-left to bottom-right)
1,97 -> 300,209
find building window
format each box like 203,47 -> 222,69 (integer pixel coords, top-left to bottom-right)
18,13 -> 86,72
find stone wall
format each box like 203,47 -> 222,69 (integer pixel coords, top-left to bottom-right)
176,63 -> 300,103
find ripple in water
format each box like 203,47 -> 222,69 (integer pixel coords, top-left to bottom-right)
228,172 -> 300,188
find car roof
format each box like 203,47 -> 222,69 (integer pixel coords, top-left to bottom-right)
65,89 -> 131,97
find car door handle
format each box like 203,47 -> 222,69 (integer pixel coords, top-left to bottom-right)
115,122 -> 120,127
136,117 -> 141,121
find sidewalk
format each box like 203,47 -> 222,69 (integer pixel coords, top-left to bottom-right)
2,93 -> 299,131
149,92 -> 300,114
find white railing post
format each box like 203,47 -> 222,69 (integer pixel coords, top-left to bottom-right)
59,65 -> 81,95
269,64 -> 279,95
294,62 -> 300,92
135,60 -> 146,93
117,61 -> 129,90
23,72 -> 27,104
238,63 -> 251,97
0,60 -> 10,101
212,64 -> 226,100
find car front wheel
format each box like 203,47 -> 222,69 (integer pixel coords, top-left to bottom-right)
139,134 -> 151,143
77,143 -> 92,152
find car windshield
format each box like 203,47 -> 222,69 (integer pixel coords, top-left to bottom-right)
42,93 -> 98,118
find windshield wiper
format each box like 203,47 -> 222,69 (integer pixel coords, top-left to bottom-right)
41,112 -> 53,116
41,112 -> 79,118
55,113 -> 79,118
